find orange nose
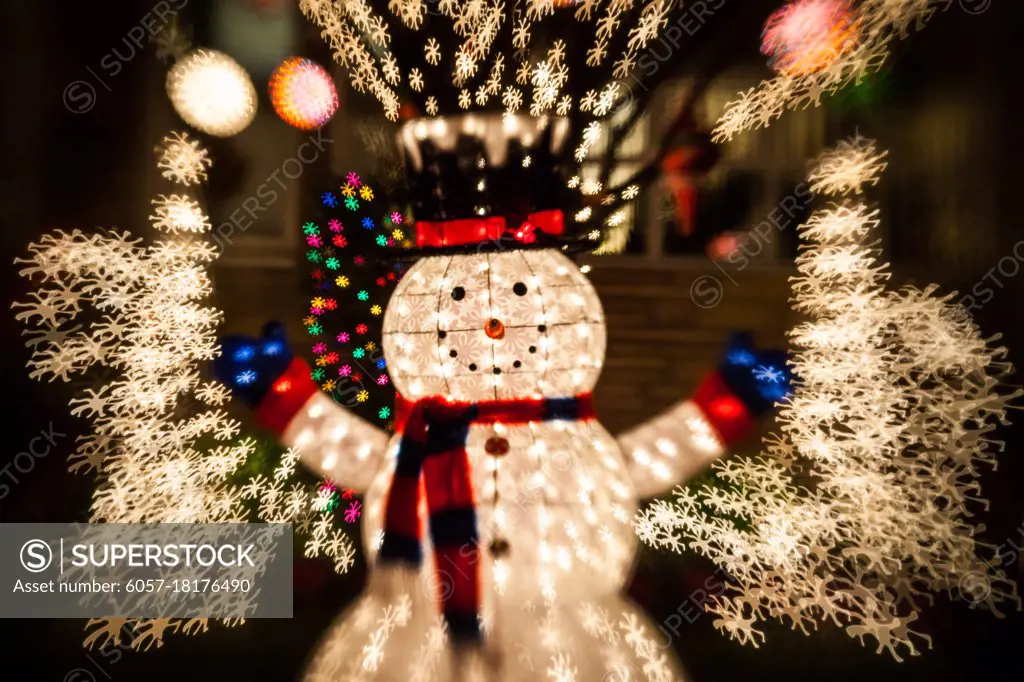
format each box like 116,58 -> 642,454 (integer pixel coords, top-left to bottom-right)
485,318 -> 505,340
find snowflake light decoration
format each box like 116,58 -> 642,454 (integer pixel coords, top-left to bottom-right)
295,0 -> 748,254
314,481 -> 341,513
343,500 -> 362,523
807,134 -> 889,194
636,137 -> 1020,659
14,131 -> 358,653
156,131 -> 211,186
149,194 -> 211,233
424,37 -> 441,66
299,0 -> 700,123
716,0 -> 954,140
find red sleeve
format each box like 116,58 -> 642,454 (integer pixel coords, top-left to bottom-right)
253,357 -> 320,436
690,370 -> 755,445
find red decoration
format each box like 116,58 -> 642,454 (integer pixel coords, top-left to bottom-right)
256,358 -> 319,435
660,139 -> 718,237
691,371 -> 755,444
415,210 -> 565,247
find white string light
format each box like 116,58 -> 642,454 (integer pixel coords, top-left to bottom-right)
636,136 -> 1020,659
14,132 -> 356,652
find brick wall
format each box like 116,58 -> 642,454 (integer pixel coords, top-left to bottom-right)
586,260 -> 796,436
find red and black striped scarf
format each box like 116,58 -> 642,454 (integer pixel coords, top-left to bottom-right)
378,393 -> 596,644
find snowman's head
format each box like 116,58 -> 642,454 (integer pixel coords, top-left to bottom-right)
383,249 -> 605,401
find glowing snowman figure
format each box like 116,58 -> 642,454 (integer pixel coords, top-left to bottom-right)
218,119 -> 783,682
244,245 -> 768,682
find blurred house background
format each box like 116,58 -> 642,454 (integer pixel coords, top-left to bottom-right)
1,1 -> 1022,680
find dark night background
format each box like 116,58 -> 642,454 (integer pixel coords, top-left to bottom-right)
2,1 -> 1023,680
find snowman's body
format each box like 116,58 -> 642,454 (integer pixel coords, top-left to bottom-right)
288,248 -> 690,681
304,423 -> 674,682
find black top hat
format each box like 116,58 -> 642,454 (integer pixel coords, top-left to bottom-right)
395,113 -> 595,258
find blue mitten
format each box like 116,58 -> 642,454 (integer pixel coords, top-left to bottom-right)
718,331 -> 792,415
213,321 -> 295,407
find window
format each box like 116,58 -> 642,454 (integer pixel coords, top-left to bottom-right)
204,0 -> 307,268
596,73 -> 825,263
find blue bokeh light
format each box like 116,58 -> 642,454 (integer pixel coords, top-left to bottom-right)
262,340 -> 285,356
235,369 -> 258,386
725,348 -> 756,367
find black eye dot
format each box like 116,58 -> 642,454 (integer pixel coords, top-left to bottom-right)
528,346 -> 537,354
438,330 -> 447,339
538,325 -> 547,332
513,282 -> 527,296
451,286 -> 466,301
449,349 -> 458,358
493,367 -> 502,375
513,360 -> 522,368
468,363 -> 478,371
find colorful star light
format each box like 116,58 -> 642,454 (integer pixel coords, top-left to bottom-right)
301,173 -> 403,425
315,481 -> 341,514
342,501 -> 362,523
268,57 -> 339,130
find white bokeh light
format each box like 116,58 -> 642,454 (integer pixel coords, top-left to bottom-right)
166,49 -> 257,137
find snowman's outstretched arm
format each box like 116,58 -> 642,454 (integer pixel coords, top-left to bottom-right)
214,323 -> 389,491
618,333 -> 790,498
